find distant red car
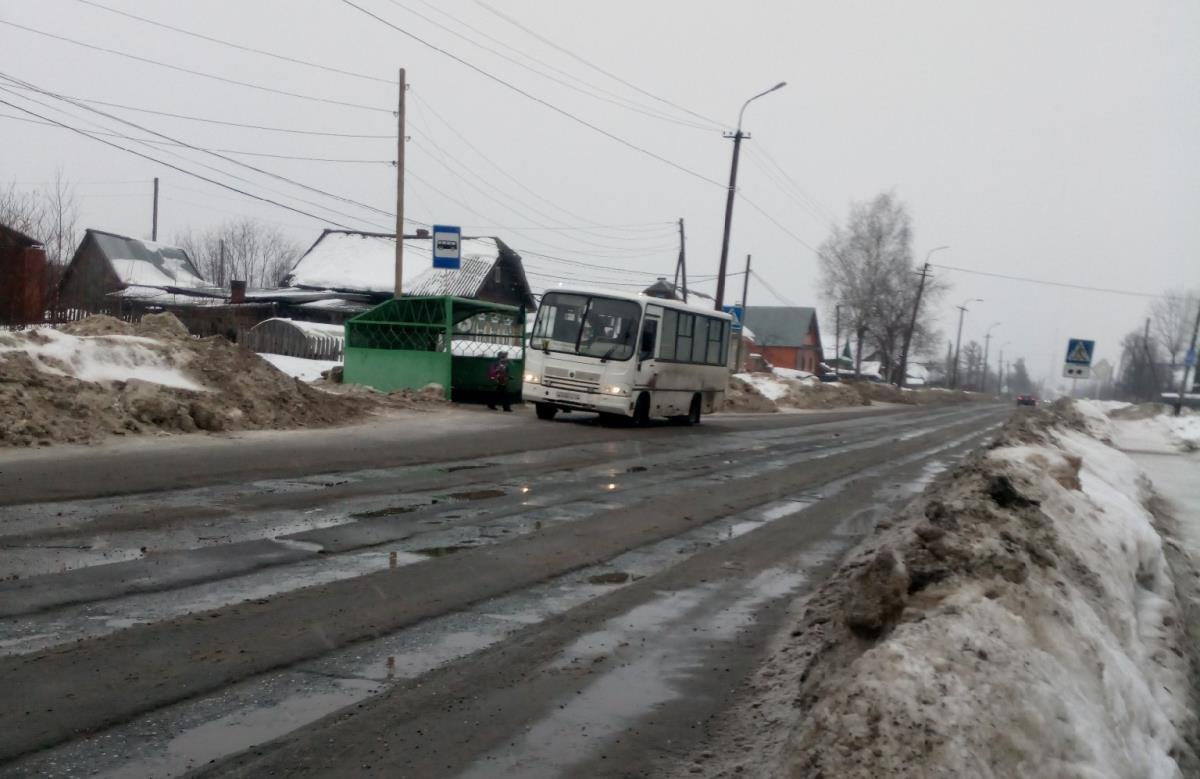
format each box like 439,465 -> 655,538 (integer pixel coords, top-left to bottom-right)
1016,394 -> 1038,407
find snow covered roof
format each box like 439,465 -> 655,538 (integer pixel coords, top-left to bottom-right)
82,229 -> 209,291
284,230 -> 519,300
744,306 -> 818,348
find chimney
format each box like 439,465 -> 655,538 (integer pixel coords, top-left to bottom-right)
230,279 -> 246,304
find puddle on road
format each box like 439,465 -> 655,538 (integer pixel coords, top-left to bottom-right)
413,544 -> 476,557
438,488 -> 507,501
459,567 -> 815,779
349,504 -> 424,519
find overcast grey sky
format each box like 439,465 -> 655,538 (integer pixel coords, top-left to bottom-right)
3,0 -> 1198,383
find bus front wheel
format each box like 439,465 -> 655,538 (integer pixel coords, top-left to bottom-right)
535,403 -> 558,420
632,393 -> 651,427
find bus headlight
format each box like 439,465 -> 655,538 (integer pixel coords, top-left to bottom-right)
524,373 -> 540,384
606,385 -> 629,396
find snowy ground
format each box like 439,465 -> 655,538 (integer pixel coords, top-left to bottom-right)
733,368 -> 817,401
684,400 -> 1200,778
256,353 -> 342,383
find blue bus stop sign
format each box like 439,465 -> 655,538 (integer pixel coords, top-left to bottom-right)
432,225 -> 461,270
722,304 -> 744,333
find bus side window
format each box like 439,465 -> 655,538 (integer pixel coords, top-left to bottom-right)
639,318 -> 658,362
659,310 -> 678,360
676,313 -> 694,362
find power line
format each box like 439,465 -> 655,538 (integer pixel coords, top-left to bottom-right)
748,142 -> 839,223
383,0 -> 715,131
71,0 -> 397,85
470,0 -> 724,129
930,263 -> 1168,300
2,73 -> 410,226
2,82 -> 395,229
0,96 -> 359,228
737,191 -> 819,252
338,0 -> 726,189
751,270 -> 797,306
0,112 -> 394,163
741,146 -> 837,230
2,91 -> 393,137
411,92 -> 671,236
408,128 -> 678,253
0,18 -> 392,114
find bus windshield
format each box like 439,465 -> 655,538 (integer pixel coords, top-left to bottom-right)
533,292 -> 641,361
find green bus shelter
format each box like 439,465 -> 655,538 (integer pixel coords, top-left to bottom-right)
343,295 -> 525,400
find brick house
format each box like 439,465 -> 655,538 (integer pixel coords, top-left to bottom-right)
743,306 -> 824,373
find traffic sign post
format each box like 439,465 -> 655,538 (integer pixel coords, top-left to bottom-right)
1062,338 -> 1095,381
432,225 -> 461,270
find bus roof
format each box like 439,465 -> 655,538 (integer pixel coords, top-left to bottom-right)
542,287 -> 733,320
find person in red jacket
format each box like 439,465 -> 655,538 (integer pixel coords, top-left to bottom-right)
487,352 -> 513,412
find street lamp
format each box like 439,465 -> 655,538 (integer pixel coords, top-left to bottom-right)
951,297 -> 982,389
714,81 -> 787,311
981,322 -> 1001,393
897,245 -> 949,388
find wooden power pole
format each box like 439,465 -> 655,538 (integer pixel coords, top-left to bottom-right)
151,177 -> 159,241
676,218 -> 688,303
735,253 -> 751,371
897,263 -> 932,388
394,68 -> 406,298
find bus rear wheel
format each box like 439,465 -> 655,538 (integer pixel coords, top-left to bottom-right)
671,394 -> 702,425
535,403 -> 558,420
632,393 -> 651,427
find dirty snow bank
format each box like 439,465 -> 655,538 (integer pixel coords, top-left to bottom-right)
725,372 -> 975,413
257,353 -> 342,383
690,401 -> 1199,778
0,314 -> 374,446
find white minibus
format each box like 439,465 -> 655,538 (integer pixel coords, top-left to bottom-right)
523,288 -> 733,425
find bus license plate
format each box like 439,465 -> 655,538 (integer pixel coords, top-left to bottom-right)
556,390 -> 581,402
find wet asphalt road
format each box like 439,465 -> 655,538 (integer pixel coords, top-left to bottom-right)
0,402 -> 1009,778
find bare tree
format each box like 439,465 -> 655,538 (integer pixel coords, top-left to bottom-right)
0,170 -> 79,264
1117,328 -> 1163,401
962,340 -> 983,391
818,192 -> 942,380
175,219 -> 300,289
1150,291 -> 1199,367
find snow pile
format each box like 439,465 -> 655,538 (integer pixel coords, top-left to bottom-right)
257,354 -> 342,383
771,367 -> 816,384
0,328 -> 204,391
1162,414 -> 1200,452
734,372 -> 791,402
742,402 -> 1199,778
0,314 -> 373,446
724,375 -> 778,413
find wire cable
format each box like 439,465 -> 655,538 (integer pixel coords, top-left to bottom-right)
470,0 -> 725,129
1,82 -> 398,229
930,263 -> 1168,300
0,96 -> 361,228
0,18 -> 392,113
383,0 -> 715,131
71,0 -> 397,85
0,112 -> 394,163
1,72 -> 408,225
338,0 -> 726,188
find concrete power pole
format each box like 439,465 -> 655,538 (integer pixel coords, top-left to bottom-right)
675,218 -> 688,303
951,306 -> 967,389
151,177 -> 159,242
714,130 -> 743,312
394,68 -> 406,298
897,262 -> 933,388
1174,301 -> 1200,416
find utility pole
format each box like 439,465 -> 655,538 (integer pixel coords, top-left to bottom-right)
715,129 -> 743,312
394,67 -> 406,298
1173,303 -> 1199,415
951,306 -> 967,389
715,81 -> 786,312
675,218 -> 688,302
1141,317 -> 1160,402
982,333 -> 993,394
218,239 -> 225,287
151,177 -> 159,242
734,254 -> 751,371
897,262 -> 933,388
834,304 -> 841,377
998,350 -> 1004,394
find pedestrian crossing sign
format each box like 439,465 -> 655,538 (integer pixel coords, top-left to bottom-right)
1064,338 -> 1095,366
